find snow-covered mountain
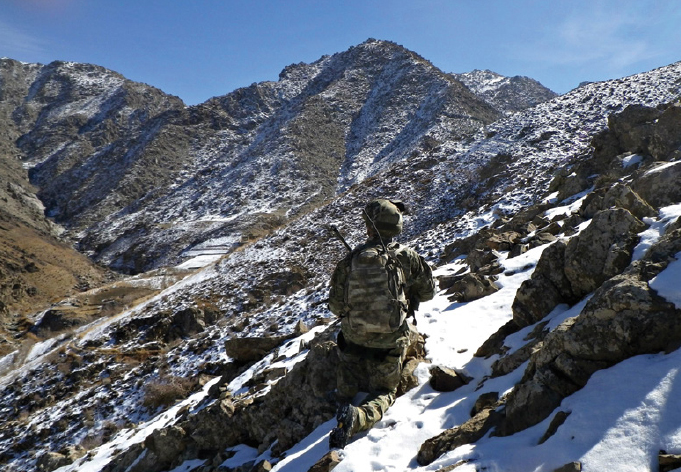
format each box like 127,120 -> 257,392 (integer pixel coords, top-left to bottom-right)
1,39 -> 523,274
1,40 -> 681,472
453,69 -> 558,114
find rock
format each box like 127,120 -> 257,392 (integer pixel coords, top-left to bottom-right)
307,450 -> 342,472
251,460 -> 273,471
512,241 -> 573,328
445,273 -> 499,303
527,232 -> 557,249
564,208 -> 645,298
466,249 -> 498,272
36,451 -> 69,472
553,462 -> 582,472
470,391 -> 499,417
500,233 -> 681,436
632,161 -> 681,209
474,319 -> 520,358
538,222 -> 562,236
507,243 -> 529,259
659,451 -> 681,472
144,426 -> 187,466
429,366 -> 471,392
224,335 -> 293,364
539,410 -> 571,444
602,183 -> 656,220
294,319 -> 310,335
417,407 -> 503,466
484,231 -> 522,251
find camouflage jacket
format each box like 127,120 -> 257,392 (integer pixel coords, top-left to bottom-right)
328,238 -> 436,349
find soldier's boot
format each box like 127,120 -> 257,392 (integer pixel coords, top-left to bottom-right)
329,404 -> 359,449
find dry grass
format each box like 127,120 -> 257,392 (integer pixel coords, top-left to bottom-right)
142,375 -> 196,410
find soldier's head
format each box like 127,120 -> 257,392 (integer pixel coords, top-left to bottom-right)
362,198 -> 406,239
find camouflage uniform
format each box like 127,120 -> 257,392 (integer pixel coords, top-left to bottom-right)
329,237 -> 435,435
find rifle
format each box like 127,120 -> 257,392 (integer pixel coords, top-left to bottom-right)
329,225 -> 352,252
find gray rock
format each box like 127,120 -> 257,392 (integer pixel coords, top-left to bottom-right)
429,365 -> 472,392
445,273 -> 500,303
632,161 -> 681,209
564,208 -> 645,298
224,335 -> 293,364
36,451 -> 69,472
308,450 -> 342,472
417,407 -> 503,466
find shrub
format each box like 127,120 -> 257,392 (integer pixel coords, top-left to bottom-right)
142,375 -> 196,410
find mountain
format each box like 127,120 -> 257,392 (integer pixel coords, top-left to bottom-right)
453,69 -> 558,114
1,40 -> 681,472
1,40 -> 513,274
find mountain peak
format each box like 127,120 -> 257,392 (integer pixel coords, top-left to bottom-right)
453,68 -> 557,114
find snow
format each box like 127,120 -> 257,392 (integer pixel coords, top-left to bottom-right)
633,203 -> 681,261
543,191 -> 590,220
645,160 -> 681,175
650,252 -> 681,309
622,153 -> 643,168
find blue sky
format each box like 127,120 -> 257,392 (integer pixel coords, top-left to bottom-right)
1,0 -> 680,105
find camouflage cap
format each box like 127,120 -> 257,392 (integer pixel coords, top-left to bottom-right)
362,198 -> 405,237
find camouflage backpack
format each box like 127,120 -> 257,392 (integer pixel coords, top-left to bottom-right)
343,242 -> 408,335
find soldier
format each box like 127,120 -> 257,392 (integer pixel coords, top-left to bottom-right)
328,198 -> 436,449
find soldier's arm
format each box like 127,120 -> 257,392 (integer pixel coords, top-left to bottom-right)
409,252 -> 436,303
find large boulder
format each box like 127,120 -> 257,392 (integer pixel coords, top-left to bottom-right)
632,161 -> 681,209
563,208 -> 646,298
512,241 -> 574,328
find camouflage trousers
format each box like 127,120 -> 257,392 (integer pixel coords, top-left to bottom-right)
336,341 -> 407,434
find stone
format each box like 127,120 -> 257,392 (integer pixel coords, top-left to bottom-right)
417,407 -> 503,466
224,335 -> 293,364
429,366 -> 472,392
466,249 -> 498,272
512,241 -> 573,328
632,161 -> 681,209
144,426 -> 187,466
251,459 -> 273,471
564,208 -> 645,298
539,410 -> 571,444
602,183 -> 655,220
445,273 -> 499,303
484,231 -> 522,251
507,243 -> 529,259
553,462 -> 582,472
307,450 -> 342,472
500,242 -> 681,437
36,451 -> 69,472
470,391 -> 499,417
659,451 -> 681,472
527,232 -> 557,249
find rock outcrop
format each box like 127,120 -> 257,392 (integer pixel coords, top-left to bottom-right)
419,100 -> 681,465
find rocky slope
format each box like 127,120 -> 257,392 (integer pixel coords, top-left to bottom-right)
0,150 -> 109,356
1,41 -> 681,472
